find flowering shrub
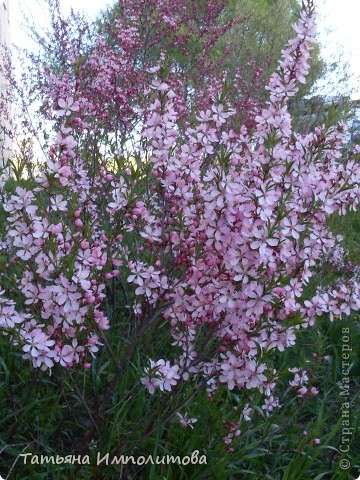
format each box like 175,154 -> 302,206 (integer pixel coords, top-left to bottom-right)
0,0 -> 359,429
12,0 -> 260,161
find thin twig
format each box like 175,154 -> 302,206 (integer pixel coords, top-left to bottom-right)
66,370 -> 100,437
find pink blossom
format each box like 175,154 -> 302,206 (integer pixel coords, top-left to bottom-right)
55,97 -> 80,117
262,396 -> 280,415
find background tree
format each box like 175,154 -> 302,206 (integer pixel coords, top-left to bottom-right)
210,0 -> 356,132
97,0 -> 350,135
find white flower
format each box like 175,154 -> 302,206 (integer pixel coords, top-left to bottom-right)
176,412 -> 198,429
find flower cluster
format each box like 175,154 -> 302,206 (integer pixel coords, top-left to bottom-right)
135,2 -> 359,408
0,1 -> 358,424
141,359 -> 180,394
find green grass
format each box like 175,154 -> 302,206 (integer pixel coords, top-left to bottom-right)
1,313 -> 359,479
329,210 -> 360,265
